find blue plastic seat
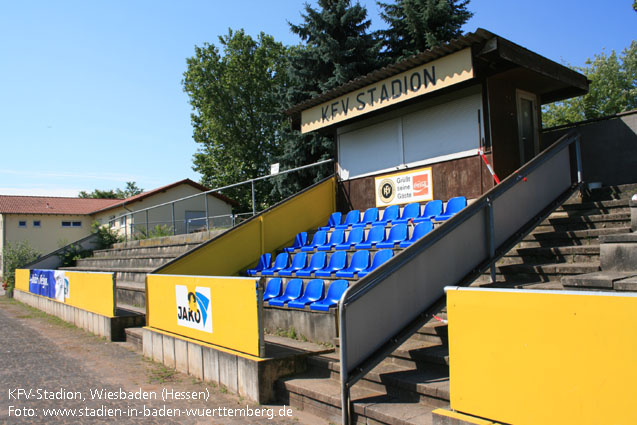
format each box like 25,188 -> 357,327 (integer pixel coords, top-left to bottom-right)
278,252 -> 308,276
335,227 -> 364,250
301,230 -> 328,252
358,249 -> 394,278
296,252 -> 327,277
352,207 -> 379,228
399,221 -> 434,248
316,229 -> 345,251
288,279 -> 325,309
335,210 -> 360,229
261,252 -> 289,276
355,225 -> 386,249
246,253 -> 271,276
314,251 -> 347,277
310,280 -> 349,311
372,204 -> 400,226
393,203 -> 421,225
284,232 -> 308,253
434,196 -> 467,221
376,223 -> 408,249
268,278 -> 303,307
319,212 -> 342,231
262,278 -> 283,301
335,250 -> 370,278
413,200 -> 443,224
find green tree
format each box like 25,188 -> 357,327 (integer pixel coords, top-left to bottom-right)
543,42 -> 637,127
2,241 -> 40,290
276,0 -> 380,197
378,0 -> 473,63
183,29 -> 290,211
78,182 -> 143,199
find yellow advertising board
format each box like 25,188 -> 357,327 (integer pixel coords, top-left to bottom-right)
14,269 -> 115,317
146,274 -> 262,357
301,48 -> 474,133
447,287 -> 637,425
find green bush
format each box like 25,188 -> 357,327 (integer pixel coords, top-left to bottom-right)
91,221 -> 123,249
133,224 -> 173,240
2,241 -> 40,290
55,241 -> 91,268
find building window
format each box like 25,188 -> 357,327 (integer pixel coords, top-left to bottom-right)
72,221 -> 82,227
62,221 -> 71,227
19,220 -> 27,228
33,220 -> 41,227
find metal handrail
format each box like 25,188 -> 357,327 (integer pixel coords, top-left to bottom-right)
338,131 -> 583,424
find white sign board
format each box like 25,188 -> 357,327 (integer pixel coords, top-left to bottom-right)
375,167 -> 433,207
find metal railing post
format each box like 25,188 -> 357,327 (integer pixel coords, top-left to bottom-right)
205,193 -> 209,232
145,210 -> 149,237
171,203 -> 176,235
251,180 -> 256,216
486,198 -> 496,283
339,301 -> 351,425
575,135 -> 583,185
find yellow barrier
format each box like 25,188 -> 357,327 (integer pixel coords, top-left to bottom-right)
158,177 -> 336,276
447,287 -> 637,425
15,269 -> 116,317
146,274 -> 262,357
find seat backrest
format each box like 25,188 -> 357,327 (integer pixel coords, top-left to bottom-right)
343,210 -> 361,226
346,227 -> 364,244
444,196 -> 467,215
349,250 -> 370,270
310,230 -> 327,246
326,251 -> 347,269
294,232 -> 307,248
303,279 -> 325,301
423,200 -> 443,217
360,207 -> 379,223
290,252 -> 307,269
263,278 -> 282,298
327,212 -> 342,227
366,225 -> 386,244
400,203 -> 421,220
386,223 -> 408,242
257,253 -> 272,269
328,229 -> 345,245
370,249 -> 394,269
308,251 -> 327,269
412,221 -> 433,240
273,252 -> 289,268
283,278 -> 303,299
326,279 -> 349,303
380,204 -> 400,222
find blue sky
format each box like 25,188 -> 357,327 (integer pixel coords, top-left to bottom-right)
1,0 -> 635,197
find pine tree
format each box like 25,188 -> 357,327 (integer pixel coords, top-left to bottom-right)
378,0 -> 473,63
276,0 -> 381,197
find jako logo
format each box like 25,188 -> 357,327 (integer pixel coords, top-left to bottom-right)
175,285 -> 212,333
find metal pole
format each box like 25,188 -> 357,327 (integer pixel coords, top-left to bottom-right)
575,136 -> 583,185
205,193 -> 209,232
145,210 -> 149,237
487,199 -> 496,283
171,203 -> 176,235
251,180 -> 256,216
124,216 -> 128,241
339,301 -> 351,425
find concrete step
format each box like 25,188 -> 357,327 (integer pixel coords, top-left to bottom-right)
58,267 -> 151,284
562,271 -> 637,291
277,373 -> 440,425
556,199 -> 630,215
92,243 -> 200,258
499,245 -> 600,265
517,227 -> 632,248
475,262 -> 601,285
116,281 -> 146,309
124,327 -> 144,352
75,255 -> 175,269
535,213 -> 630,232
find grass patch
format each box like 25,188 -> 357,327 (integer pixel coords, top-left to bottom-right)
147,363 -> 179,384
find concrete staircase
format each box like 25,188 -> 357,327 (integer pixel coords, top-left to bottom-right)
59,231 -> 223,310
275,184 -> 636,425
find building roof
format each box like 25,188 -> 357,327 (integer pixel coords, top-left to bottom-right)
0,196 -> 121,215
88,178 -> 239,214
286,28 -> 589,117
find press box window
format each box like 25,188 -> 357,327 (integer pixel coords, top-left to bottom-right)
33,220 -> 41,227
19,220 -> 27,228
62,221 -> 71,227
72,221 -> 82,227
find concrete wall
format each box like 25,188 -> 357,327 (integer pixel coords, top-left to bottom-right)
542,110 -> 637,186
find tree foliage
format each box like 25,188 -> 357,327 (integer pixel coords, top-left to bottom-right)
378,0 -> 473,63
2,241 -> 40,289
78,182 -> 143,199
183,29 -> 289,211
543,42 -> 637,127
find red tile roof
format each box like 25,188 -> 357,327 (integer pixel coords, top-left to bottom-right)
0,196 -> 121,215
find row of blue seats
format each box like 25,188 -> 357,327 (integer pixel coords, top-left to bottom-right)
319,197 -> 467,231
284,220 -> 433,253
249,248 -> 394,278
263,278 -> 348,311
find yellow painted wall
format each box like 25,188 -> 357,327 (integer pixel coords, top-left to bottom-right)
447,288 -> 637,425
14,269 -> 115,317
146,274 -> 261,356
158,178 -> 336,276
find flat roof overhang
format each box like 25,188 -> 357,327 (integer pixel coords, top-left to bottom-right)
287,28 -> 589,133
